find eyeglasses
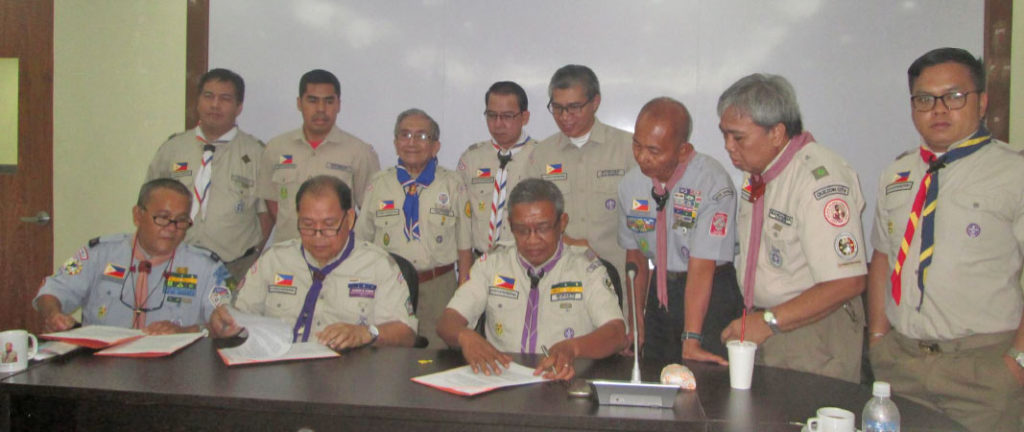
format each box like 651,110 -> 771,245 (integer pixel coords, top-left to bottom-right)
547,98 -> 594,116
297,224 -> 346,237
484,111 -> 523,122
910,90 -> 980,112
142,208 -> 193,229
510,221 -> 559,237
395,132 -> 436,143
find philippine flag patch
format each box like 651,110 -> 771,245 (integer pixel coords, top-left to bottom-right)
279,155 -> 294,165
173,162 -> 189,172
103,263 -> 126,279
275,274 -> 294,286
493,275 -> 516,290
632,199 -> 650,212
546,164 -> 563,175
379,200 -> 395,210
477,168 -> 491,178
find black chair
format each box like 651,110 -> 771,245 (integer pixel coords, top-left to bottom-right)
388,253 -> 429,348
598,258 -> 624,308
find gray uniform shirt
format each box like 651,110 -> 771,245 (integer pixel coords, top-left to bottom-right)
35,233 -> 232,328
617,153 -> 737,270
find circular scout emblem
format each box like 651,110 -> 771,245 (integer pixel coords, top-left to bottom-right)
435,235 -> 443,244
679,246 -> 690,261
966,223 -> 981,238
564,328 -> 575,338
833,232 -> 858,260
437,193 -> 450,206
62,258 -> 82,276
823,199 -> 850,227
769,246 -> 783,267
209,286 -> 232,307
605,199 -> 616,210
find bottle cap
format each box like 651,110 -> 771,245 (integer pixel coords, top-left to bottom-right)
872,381 -> 891,397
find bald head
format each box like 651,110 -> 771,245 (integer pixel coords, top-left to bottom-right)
632,97 -> 694,182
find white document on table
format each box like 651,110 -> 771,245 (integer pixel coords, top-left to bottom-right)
34,341 -> 82,360
95,332 -> 205,357
41,325 -> 146,349
411,362 -> 547,396
216,308 -> 339,365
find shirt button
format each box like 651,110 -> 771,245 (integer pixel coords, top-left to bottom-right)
319,295 -> 324,300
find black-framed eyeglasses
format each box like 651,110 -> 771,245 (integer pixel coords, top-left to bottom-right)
509,220 -> 560,237
910,90 -> 980,112
297,223 -> 346,237
484,111 -> 523,122
118,269 -> 167,315
141,207 -> 193,229
547,98 -> 594,116
395,132 -> 436,143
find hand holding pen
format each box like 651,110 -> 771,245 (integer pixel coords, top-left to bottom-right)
534,343 -> 577,381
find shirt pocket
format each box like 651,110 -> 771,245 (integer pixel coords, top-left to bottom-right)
947,193 -> 1011,259
266,286 -> 303,319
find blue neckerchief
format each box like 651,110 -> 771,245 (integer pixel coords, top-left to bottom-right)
293,233 -> 355,342
396,157 -> 438,241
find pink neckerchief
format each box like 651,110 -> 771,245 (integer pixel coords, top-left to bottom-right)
651,144 -> 695,309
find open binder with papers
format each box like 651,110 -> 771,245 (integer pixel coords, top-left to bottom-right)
42,325 -> 204,357
215,308 -> 339,366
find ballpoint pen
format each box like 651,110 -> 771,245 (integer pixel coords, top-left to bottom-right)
541,344 -> 557,375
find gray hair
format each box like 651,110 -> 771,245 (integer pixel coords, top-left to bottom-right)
548,64 -> 600,101
137,178 -> 191,208
717,73 -> 803,138
394,108 -> 440,140
508,178 -> 564,216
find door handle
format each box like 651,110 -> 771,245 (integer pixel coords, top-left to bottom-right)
20,210 -> 51,226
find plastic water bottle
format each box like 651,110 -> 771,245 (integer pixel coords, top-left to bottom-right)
862,381 -> 900,432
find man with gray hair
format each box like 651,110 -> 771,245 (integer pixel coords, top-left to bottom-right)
355,109 -> 472,349
717,74 -> 867,383
438,178 -> 626,380
528,65 -> 635,296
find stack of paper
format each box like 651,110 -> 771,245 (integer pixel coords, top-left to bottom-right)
412,363 -> 547,396
41,325 -> 205,358
215,309 -> 339,366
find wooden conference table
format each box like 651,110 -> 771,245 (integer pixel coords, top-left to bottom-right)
0,339 -> 964,431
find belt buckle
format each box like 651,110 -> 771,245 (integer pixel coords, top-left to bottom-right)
918,341 -> 941,354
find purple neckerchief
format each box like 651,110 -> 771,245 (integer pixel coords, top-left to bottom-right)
293,233 -> 355,342
517,241 -> 565,354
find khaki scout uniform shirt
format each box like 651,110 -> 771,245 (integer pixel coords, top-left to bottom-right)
35,233 -> 232,328
257,126 -> 380,243
872,137 -> 1024,340
146,127 -> 266,261
528,120 -> 635,280
617,153 -> 737,269
446,244 -> 624,353
456,137 -> 538,253
234,238 -> 418,338
354,166 -> 471,271
736,141 -> 868,308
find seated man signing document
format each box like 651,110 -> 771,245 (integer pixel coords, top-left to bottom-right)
35,179 -> 232,334
437,179 -> 627,380
209,175 -> 417,349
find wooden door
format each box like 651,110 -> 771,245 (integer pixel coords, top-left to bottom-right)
0,0 -> 54,334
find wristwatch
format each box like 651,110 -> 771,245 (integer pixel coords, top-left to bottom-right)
366,324 -> 380,346
1008,347 -> 1024,369
762,310 -> 782,334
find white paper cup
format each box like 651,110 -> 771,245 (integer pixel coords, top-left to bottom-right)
0,329 -> 38,373
726,340 -> 756,390
806,407 -> 855,432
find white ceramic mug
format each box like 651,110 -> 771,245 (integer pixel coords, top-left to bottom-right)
806,407 -> 855,432
0,329 -> 38,373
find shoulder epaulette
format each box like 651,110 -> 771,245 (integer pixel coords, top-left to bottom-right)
184,244 -> 220,262
895,149 -> 915,161
88,237 -> 100,248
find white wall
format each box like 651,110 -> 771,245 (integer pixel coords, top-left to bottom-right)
210,1 -> 983,250
54,1 -> 186,263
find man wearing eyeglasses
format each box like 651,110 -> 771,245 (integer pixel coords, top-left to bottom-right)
528,65 -> 635,307
354,109 -> 472,349
35,179 -> 233,334
717,74 -> 867,384
457,81 -> 539,258
212,175 -> 417,349
257,69 -> 380,244
146,69 -> 269,281
437,179 -> 626,380
867,47 -> 1024,432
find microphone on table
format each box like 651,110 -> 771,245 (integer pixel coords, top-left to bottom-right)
588,261 -> 679,408
625,262 -> 640,384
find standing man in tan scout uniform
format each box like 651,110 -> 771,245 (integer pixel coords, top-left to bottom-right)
147,68 -> 268,280
257,69 -> 380,244
355,109 -> 472,349
528,65 -> 635,294
867,48 -> 1023,432
717,74 -> 867,383
457,81 -> 539,258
